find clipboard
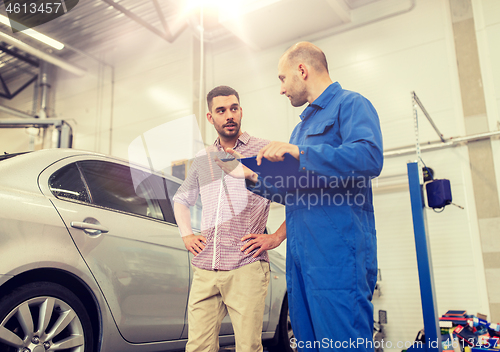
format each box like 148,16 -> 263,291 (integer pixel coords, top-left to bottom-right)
239,154 -> 331,191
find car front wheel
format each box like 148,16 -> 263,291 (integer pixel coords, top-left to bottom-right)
0,281 -> 93,352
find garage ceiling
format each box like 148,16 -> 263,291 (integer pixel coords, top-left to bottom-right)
0,0 -> 412,91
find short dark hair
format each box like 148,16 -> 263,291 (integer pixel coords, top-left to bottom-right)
207,86 -> 240,112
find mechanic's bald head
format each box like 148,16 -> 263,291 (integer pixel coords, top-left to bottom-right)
278,42 -> 333,106
280,42 -> 329,74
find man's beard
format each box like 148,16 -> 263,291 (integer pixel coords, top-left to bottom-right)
289,78 -> 308,107
216,121 -> 240,139
290,96 -> 307,107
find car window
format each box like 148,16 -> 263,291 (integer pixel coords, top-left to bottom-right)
144,173 -> 176,224
78,160 -> 164,221
49,163 -> 90,203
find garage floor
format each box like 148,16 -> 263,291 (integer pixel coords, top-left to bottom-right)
219,346 -> 270,351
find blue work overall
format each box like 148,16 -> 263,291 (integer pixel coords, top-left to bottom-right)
251,82 -> 383,351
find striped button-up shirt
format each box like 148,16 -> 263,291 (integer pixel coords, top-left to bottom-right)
173,132 -> 271,270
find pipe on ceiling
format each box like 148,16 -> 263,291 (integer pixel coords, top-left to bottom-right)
0,104 -> 35,118
0,31 -> 86,76
38,62 -> 50,119
383,130 -> 500,158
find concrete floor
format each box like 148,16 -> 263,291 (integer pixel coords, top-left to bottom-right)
219,346 -> 270,352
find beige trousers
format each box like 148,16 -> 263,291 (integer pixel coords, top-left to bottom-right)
185,260 -> 270,352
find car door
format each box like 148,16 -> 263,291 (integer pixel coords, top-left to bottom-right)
39,156 -> 190,343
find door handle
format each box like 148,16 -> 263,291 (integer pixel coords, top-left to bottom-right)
71,221 -> 109,234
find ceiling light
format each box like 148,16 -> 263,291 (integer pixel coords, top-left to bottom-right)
0,14 -> 64,50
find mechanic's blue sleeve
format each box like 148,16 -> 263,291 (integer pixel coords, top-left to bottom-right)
298,95 -> 383,179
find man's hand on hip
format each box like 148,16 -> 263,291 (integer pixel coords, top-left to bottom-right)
241,232 -> 285,258
182,234 -> 207,256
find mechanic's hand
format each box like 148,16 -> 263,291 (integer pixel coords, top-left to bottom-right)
182,234 -> 207,256
241,233 -> 284,258
214,148 -> 258,183
256,142 -> 300,165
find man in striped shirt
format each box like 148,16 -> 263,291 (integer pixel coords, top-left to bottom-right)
173,85 -> 271,352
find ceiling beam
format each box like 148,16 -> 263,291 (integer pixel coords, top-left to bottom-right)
0,104 -> 35,118
152,0 -> 172,39
0,31 -> 86,76
325,0 -> 352,23
101,0 -> 188,43
0,45 -> 39,67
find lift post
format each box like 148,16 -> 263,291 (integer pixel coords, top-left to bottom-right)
406,161 -> 442,352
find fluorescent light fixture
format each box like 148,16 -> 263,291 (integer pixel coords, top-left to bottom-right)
0,31 -> 85,75
0,14 -> 64,50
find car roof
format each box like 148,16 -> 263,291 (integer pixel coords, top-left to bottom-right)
0,151 -> 30,161
0,148 -> 184,193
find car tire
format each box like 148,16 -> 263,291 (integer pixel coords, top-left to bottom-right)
268,296 -> 297,352
0,281 -> 93,352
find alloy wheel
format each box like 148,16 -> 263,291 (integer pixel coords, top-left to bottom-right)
0,296 -> 85,352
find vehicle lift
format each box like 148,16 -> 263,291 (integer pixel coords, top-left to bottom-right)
406,161 -> 442,352
406,91 -> 446,352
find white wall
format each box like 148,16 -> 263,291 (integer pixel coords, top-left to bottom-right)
474,0 -> 500,224
0,26 -> 196,158
54,28 -> 195,160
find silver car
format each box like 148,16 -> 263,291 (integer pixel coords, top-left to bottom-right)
0,149 -> 293,352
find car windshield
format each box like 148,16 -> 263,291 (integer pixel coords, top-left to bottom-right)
0,152 -> 30,161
